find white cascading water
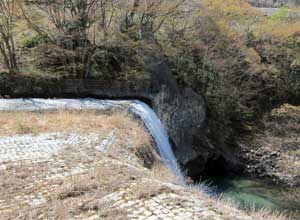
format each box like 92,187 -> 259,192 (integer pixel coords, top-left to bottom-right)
0,98 -> 183,179
130,100 -> 183,179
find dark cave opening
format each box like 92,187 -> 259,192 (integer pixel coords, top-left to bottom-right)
185,154 -> 244,183
202,156 -> 229,177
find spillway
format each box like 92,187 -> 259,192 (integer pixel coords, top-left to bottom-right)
0,98 -> 183,179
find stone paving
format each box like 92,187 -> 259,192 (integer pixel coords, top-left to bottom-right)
0,133 -> 100,212
0,133 -> 100,163
0,131 -> 146,217
0,130 -> 254,220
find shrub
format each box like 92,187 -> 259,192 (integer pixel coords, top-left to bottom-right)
21,33 -> 43,48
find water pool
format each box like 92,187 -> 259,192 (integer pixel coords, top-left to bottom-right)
210,176 -> 300,219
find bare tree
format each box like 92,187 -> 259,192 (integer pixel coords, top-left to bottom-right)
0,0 -> 19,73
23,0 -> 100,40
22,0 -> 105,78
121,0 -> 186,34
98,0 -> 116,39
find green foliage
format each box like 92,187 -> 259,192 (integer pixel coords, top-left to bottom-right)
21,34 -> 42,48
269,6 -> 289,21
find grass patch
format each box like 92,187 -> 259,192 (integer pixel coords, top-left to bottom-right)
0,110 -> 152,150
149,162 -> 179,183
277,156 -> 300,176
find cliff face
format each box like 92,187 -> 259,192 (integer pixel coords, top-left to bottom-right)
247,0 -> 300,7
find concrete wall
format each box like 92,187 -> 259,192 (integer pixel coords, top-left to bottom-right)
0,74 -> 153,103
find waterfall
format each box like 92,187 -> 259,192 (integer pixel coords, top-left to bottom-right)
0,98 -> 183,179
130,100 -> 183,179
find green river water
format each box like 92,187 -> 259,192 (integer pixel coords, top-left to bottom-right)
210,176 -> 300,219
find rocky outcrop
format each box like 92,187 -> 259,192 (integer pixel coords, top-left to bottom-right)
237,104 -> 300,187
239,140 -> 300,187
139,28 -> 206,165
